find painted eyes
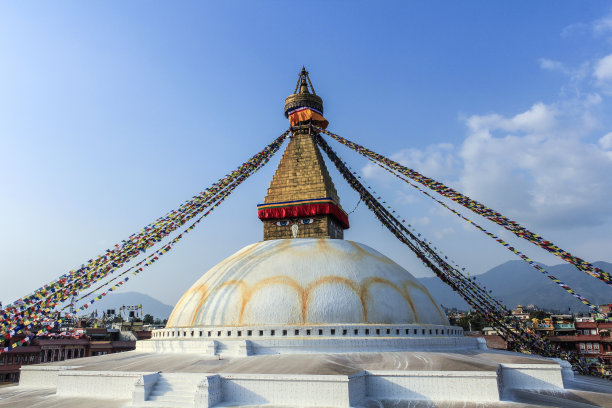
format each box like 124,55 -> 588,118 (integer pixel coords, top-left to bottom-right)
275,218 -> 314,226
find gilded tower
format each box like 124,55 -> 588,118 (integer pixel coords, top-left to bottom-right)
257,68 -> 349,240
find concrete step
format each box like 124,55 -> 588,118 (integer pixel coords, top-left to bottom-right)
143,373 -> 201,406
148,395 -> 194,402
150,383 -> 198,392
149,389 -> 193,397
141,401 -> 194,408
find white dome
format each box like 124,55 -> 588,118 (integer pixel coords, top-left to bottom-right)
167,239 -> 448,327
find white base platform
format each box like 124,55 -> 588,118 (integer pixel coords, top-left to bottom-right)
9,338 -> 607,408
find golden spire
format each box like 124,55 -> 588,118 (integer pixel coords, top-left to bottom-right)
257,68 -> 348,240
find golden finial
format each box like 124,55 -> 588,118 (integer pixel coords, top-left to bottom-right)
285,67 -> 323,119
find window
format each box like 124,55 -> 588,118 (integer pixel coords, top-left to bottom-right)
259,330 -> 264,336
353,329 -> 358,335
295,329 -> 299,335
207,331 -> 212,337
0,356 -> 5,365
217,331 -> 221,337
386,329 -> 391,335
376,329 -> 380,335
29,355 -> 35,363
318,329 -> 323,335
365,329 -> 370,335
270,330 -> 275,336
8,356 -> 13,365
579,343 -> 585,350
227,331 -> 231,336
594,343 -> 600,351
199,331 -> 203,336
282,330 -> 287,336
306,329 -> 311,335
435,329 -> 439,335
330,329 -> 335,335
237,331 -> 242,337
396,329 -> 400,335
343,329 -> 347,335
587,343 -> 593,351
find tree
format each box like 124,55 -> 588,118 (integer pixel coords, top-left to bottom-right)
457,313 -> 486,332
530,310 -> 551,320
143,314 -> 155,325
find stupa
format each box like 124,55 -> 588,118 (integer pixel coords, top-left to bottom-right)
4,69 -> 612,408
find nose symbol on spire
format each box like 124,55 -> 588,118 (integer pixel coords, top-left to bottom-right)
291,224 -> 299,238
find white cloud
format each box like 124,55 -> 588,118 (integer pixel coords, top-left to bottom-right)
562,14 -> 612,38
459,95 -> 612,228
411,216 -> 431,226
466,102 -> 556,133
433,227 -> 456,240
363,142 -> 457,182
594,54 -> 612,80
395,190 -> 418,205
539,58 -> 568,73
365,97 -> 612,230
600,132 -> 612,149
593,16 -> 612,36
561,22 -> 588,38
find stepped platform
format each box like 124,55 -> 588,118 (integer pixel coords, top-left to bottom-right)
1,338 -> 611,407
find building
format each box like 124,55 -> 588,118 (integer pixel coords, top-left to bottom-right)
2,69 -> 612,407
549,321 -> 612,376
0,326 -> 139,384
85,328 -> 136,356
0,336 -> 39,385
511,304 -> 530,321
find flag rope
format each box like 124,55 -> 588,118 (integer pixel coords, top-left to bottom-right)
349,146 -> 607,318
0,130 -> 289,351
313,131 -> 599,377
314,126 -> 610,286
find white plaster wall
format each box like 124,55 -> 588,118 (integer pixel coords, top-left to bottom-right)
348,372 -> 367,405
220,373 -> 351,407
137,335 -> 479,356
19,365 -> 78,388
366,371 -> 501,402
136,339 -> 216,354
500,364 -> 564,390
155,323 -> 463,339
56,371 -> 147,399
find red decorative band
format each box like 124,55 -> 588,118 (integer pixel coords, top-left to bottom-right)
258,200 -> 349,229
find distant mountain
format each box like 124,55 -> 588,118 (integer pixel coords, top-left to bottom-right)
74,291 -> 173,319
418,261 -> 612,313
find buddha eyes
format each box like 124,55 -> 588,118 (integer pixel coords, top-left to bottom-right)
275,218 -> 314,226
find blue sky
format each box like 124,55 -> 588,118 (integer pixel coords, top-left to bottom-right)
1,2 -> 612,308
